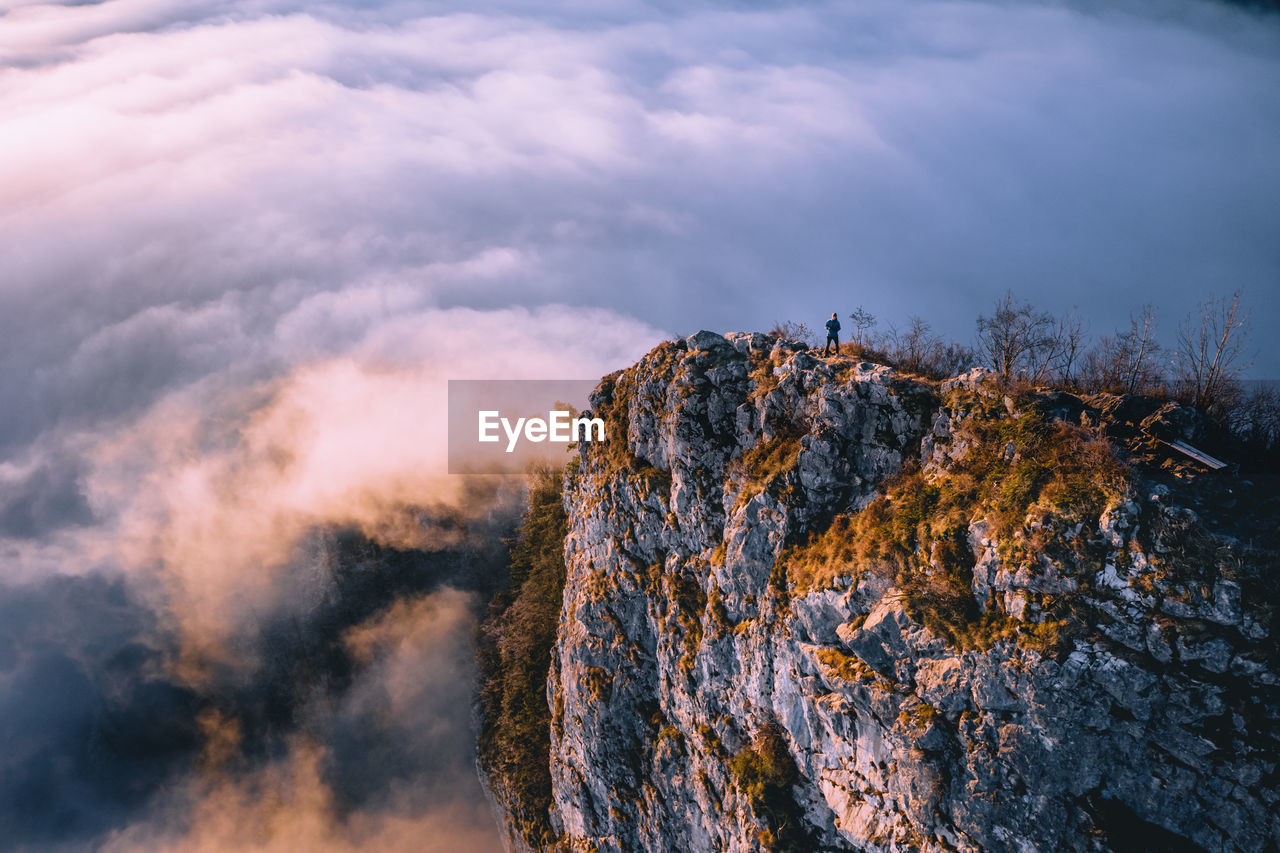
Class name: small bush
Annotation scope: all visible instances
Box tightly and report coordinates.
[837,340,893,364]
[785,515,864,593]
[709,541,727,566]
[729,722,810,852]
[706,586,731,637]
[749,350,784,400]
[673,572,707,673]
[898,702,940,729]
[581,666,613,700]
[813,647,883,684]
[657,724,683,746]
[768,320,813,345]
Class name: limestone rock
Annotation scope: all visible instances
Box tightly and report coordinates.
[488,336,1280,853]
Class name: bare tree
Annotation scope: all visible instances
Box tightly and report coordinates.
[1228,383,1280,453]
[848,306,877,347]
[975,291,1059,382]
[1053,310,1088,388]
[1026,310,1089,386]
[769,320,814,345]
[1079,305,1163,395]
[882,316,974,378]
[1080,338,1123,392]
[1175,290,1250,415]
[896,316,935,374]
[929,341,977,378]
[1122,305,1162,394]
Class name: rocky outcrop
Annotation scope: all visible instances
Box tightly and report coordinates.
[500,331,1279,852]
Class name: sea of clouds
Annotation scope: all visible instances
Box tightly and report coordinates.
[1,0,1278,848]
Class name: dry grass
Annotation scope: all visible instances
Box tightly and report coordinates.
[785,397,1130,653]
[813,647,885,685]
[898,702,940,730]
[730,427,805,509]
[588,359,673,493]
[836,340,893,364]
[672,570,707,674]
[750,354,783,400]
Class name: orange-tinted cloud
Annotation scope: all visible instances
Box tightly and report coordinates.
[102,588,505,852]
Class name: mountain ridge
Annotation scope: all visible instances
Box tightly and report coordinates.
[480,330,1279,852]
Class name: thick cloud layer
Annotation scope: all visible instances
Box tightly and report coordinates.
[2,0,1279,848]
[1,529,516,851]
[4,1,1280,449]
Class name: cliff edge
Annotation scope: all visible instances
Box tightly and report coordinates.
[483,331,1279,852]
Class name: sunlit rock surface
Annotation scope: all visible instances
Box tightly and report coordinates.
[494,331,1278,852]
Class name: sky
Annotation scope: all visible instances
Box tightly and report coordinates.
[1,0,1278,849]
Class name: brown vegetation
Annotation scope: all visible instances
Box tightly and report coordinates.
[728,721,809,852]
[786,393,1129,652]
[476,464,568,850]
[590,356,674,493]
[730,426,805,509]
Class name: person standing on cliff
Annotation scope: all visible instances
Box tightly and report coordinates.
[823,312,841,356]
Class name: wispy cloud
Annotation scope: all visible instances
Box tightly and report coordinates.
[100,589,504,853]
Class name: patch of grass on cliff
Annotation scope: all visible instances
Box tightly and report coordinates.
[707,586,732,637]
[813,646,889,687]
[673,570,707,674]
[748,347,784,400]
[729,721,812,852]
[477,463,567,850]
[589,367,673,494]
[898,701,940,730]
[786,400,1129,652]
[731,424,805,510]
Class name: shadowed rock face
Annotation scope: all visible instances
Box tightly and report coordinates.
[502,331,1279,852]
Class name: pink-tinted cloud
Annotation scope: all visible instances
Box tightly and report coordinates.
[23,305,658,637]
[1,0,1278,847]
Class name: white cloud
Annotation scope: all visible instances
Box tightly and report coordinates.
[1,0,1276,654]
[0,0,1278,845]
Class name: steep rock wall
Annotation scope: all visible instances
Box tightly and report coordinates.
[526,331,1276,852]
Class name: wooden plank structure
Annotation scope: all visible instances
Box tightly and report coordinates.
[1162,438,1227,470]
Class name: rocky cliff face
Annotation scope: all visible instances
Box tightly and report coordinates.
[494,331,1279,853]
